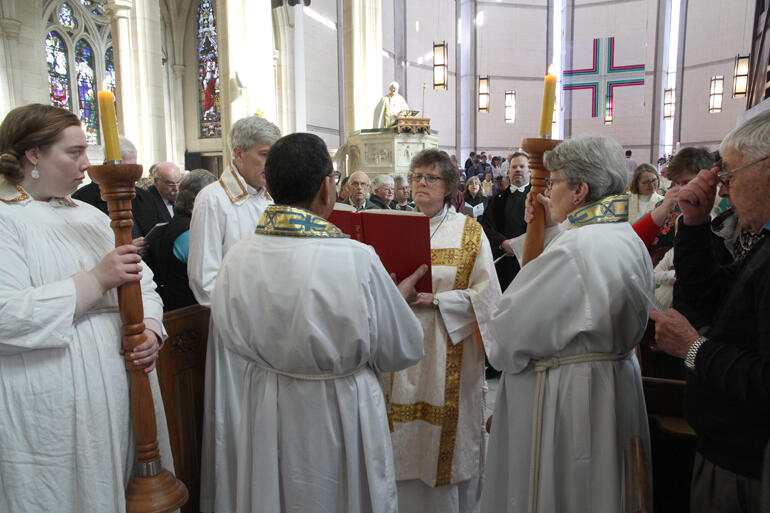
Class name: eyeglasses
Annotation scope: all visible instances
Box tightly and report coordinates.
[162,181,181,188]
[639,178,659,186]
[717,155,769,186]
[544,177,567,190]
[349,180,370,188]
[410,173,443,185]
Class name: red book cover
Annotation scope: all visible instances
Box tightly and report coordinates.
[328,204,432,293]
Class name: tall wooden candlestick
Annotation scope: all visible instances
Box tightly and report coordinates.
[88,163,188,513]
[520,137,562,266]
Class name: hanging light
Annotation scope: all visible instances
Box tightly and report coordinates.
[504,90,516,123]
[478,76,490,113]
[733,55,749,97]
[663,88,675,120]
[604,93,613,125]
[433,41,448,90]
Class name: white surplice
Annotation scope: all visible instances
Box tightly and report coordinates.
[627,192,663,224]
[387,208,502,513]
[210,205,424,513]
[0,184,173,513]
[189,165,271,513]
[482,218,653,513]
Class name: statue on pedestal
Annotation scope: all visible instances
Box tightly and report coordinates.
[373,81,409,128]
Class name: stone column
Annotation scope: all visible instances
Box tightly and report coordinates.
[342,0,382,134]
[456,0,476,160]
[104,0,168,168]
[0,17,22,117]
[170,64,185,165]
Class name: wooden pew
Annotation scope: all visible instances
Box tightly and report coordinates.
[157,305,210,513]
[624,435,651,513]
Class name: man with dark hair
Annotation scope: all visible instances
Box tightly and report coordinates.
[211,132,426,513]
[464,150,476,170]
[481,150,531,291]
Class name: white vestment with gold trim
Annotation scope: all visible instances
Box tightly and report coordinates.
[387,208,501,513]
[189,165,271,513]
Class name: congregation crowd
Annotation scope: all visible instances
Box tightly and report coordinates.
[0,102,768,513]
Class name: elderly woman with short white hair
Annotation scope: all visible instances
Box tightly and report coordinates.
[370,173,396,209]
[482,135,654,513]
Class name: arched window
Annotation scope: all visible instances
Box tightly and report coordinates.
[197,0,221,138]
[44,1,112,145]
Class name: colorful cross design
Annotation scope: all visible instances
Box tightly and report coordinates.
[563,37,645,119]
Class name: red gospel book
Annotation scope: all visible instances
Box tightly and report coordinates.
[328,204,433,293]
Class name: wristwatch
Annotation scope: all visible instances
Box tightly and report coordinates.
[432,294,440,308]
[684,336,707,373]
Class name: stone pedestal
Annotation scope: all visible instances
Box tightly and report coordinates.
[335,128,439,177]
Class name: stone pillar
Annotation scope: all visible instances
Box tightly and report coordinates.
[0,17,23,117]
[104,0,168,168]
[170,64,185,165]
[342,0,382,134]
[456,0,476,160]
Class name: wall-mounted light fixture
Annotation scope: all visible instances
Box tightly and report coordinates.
[663,88,675,120]
[504,90,515,123]
[478,76,490,113]
[433,41,448,90]
[733,55,749,97]
[709,76,724,113]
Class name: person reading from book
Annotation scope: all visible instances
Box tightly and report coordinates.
[370,173,396,209]
[480,171,496,197]
[211,132,427,513]
[344,170,376,211]
[463,175,487,220]
[385,148,501,513]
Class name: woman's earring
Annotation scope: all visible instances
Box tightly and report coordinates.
[31,167,40,179]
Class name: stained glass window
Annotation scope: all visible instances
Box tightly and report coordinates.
[197,0,221,138]
[46,31,71,110]
[58,3,77,31]
[45,1,111,146]
[105,46,116,94]
[75,39,99,144]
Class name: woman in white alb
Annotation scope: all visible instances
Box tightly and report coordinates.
[387,149,501,513]
[482,136,653,513]
[0,104,173,513]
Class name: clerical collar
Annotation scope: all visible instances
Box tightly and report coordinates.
[255,204,348,239]
[567,194,629,227]
[510,183,529,194]
[219,164,265,203]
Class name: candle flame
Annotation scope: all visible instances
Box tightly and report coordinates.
[101,80,110,91]
[547,64,556,76]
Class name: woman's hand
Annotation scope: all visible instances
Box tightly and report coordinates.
[89,244,142,294]
[524,191,555,227]
[410,292,435,307]
[120,329,161,373]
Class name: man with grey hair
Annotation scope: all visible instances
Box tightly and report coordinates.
[148,161,182,221]
[373,81,409,128]
[370,174,396,209]
[190,115,281,513]
[394,175,414,211]
[652,109,770,513]
[344,170,377,211]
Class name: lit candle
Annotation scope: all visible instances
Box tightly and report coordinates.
[97,87,121,162]
[538,65,557,138]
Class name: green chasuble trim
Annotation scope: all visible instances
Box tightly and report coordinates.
[256,205,349,239]
[568,194,629,227]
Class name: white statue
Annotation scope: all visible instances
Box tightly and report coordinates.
[373,81,410,128]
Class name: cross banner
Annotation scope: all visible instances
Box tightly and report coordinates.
[563,37,645,119]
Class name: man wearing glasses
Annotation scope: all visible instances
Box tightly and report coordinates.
[148,161,182,221]
[344,170,377,211]
[652,109,770,513]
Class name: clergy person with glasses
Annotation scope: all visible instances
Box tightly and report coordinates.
[386,149,501,513]
[481,150,532,291]
[652,109,770,513]
[211,132,426,513]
